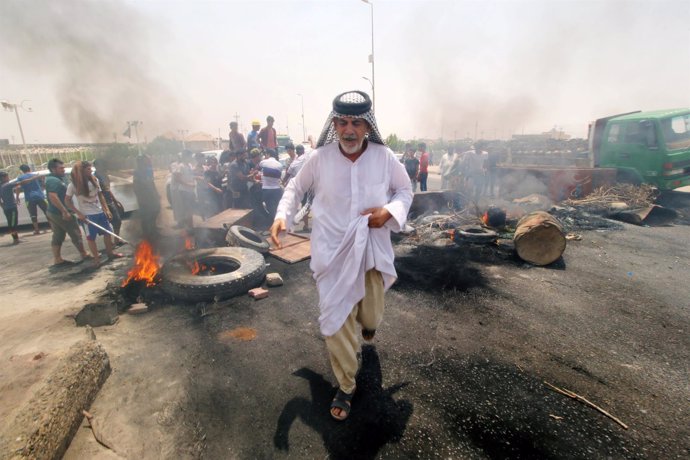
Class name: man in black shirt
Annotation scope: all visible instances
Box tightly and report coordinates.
[403,146,420,193]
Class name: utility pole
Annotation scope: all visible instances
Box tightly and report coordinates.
[233,113,240,135]
[128,121,143,155]
[178,129,188,150]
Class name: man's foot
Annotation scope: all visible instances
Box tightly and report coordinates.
[12,239,20,245]
[107,252,124,260]
[52,260,76,268]
[79,254,94,264]
[91,257,102,268]
[330,388,354,421]
[362,328,376,341]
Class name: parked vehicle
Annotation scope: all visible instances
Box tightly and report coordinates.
[497,108,690,200]
[589,109,690,189]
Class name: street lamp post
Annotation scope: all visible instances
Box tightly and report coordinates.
[1,100,32,165]
[361,0,375,112]
[297,94,306,142]
[361,76,373,94]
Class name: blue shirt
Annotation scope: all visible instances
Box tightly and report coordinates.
[17,173,45,201]
[247,130,260,149]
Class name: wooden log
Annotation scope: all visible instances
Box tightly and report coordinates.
[1,340,110,460]
[514,211,566,266]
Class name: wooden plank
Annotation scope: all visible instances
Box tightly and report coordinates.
[196,208,253,230]
[268,232,311,264]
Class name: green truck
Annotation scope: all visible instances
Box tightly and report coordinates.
[589,108,690,190]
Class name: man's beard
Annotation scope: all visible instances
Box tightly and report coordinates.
[339,137,365,155]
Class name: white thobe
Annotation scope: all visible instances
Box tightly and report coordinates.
[275,141,413,336]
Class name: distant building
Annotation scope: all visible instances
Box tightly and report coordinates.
[160,131,217,151]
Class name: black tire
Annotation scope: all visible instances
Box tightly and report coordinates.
[160,247,266,302]
[226,225,270,253]
[455,225,497,244]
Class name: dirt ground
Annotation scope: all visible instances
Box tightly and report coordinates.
[2,175,689,459]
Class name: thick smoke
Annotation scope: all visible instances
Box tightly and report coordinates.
[390,1,690,140]
[0,0,184,142]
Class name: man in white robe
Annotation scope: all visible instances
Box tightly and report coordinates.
[271,90,413,421]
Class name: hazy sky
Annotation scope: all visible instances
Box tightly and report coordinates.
[1,0,689,144]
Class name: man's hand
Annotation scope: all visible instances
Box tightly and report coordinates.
[76,211,87,222]
[61,210,71,221]
[104,210,113,221]
[270,218,286,248]
[361,207,392,228]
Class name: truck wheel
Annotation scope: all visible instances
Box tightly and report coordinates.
[160,247,266,302]
[226,225,270,253]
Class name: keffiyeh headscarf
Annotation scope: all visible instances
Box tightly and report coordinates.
[315,90,386,148]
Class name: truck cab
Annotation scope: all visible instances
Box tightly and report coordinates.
[590,109,690,190]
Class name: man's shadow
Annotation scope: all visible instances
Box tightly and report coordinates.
[274,345,413,460]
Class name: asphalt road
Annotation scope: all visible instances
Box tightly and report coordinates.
[57,183,690,459]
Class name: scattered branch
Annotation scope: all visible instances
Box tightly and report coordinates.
[543,381,629,430]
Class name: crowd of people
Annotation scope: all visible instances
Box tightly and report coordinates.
[403,141,500,201]
[166,116,313,232]
[0,158,126,267]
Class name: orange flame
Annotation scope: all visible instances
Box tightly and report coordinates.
[184,236,195,250]
[482,212,489,226]
[121,240,160,287]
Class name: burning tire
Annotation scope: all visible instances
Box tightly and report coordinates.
[455,226,498,244]
[226,225,270,253]
[160,247,266,302]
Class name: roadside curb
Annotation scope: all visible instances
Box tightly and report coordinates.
[1,337,110,460]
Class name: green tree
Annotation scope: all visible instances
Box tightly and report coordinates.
[385,133,403,152]
[145,136,182,157]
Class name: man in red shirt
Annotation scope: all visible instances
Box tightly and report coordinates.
[417,142,430,191]
[259,115,278,151]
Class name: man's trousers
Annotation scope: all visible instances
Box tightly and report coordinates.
[324,269,384,394]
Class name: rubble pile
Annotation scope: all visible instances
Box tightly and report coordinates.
[400,209,482,247]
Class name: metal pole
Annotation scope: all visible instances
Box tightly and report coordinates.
[10,105,31,165]
[84,218,132,245]
[370,1,375,113]
[298,94,306,142]
[361,0,375,112]
[12,106,26,146]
